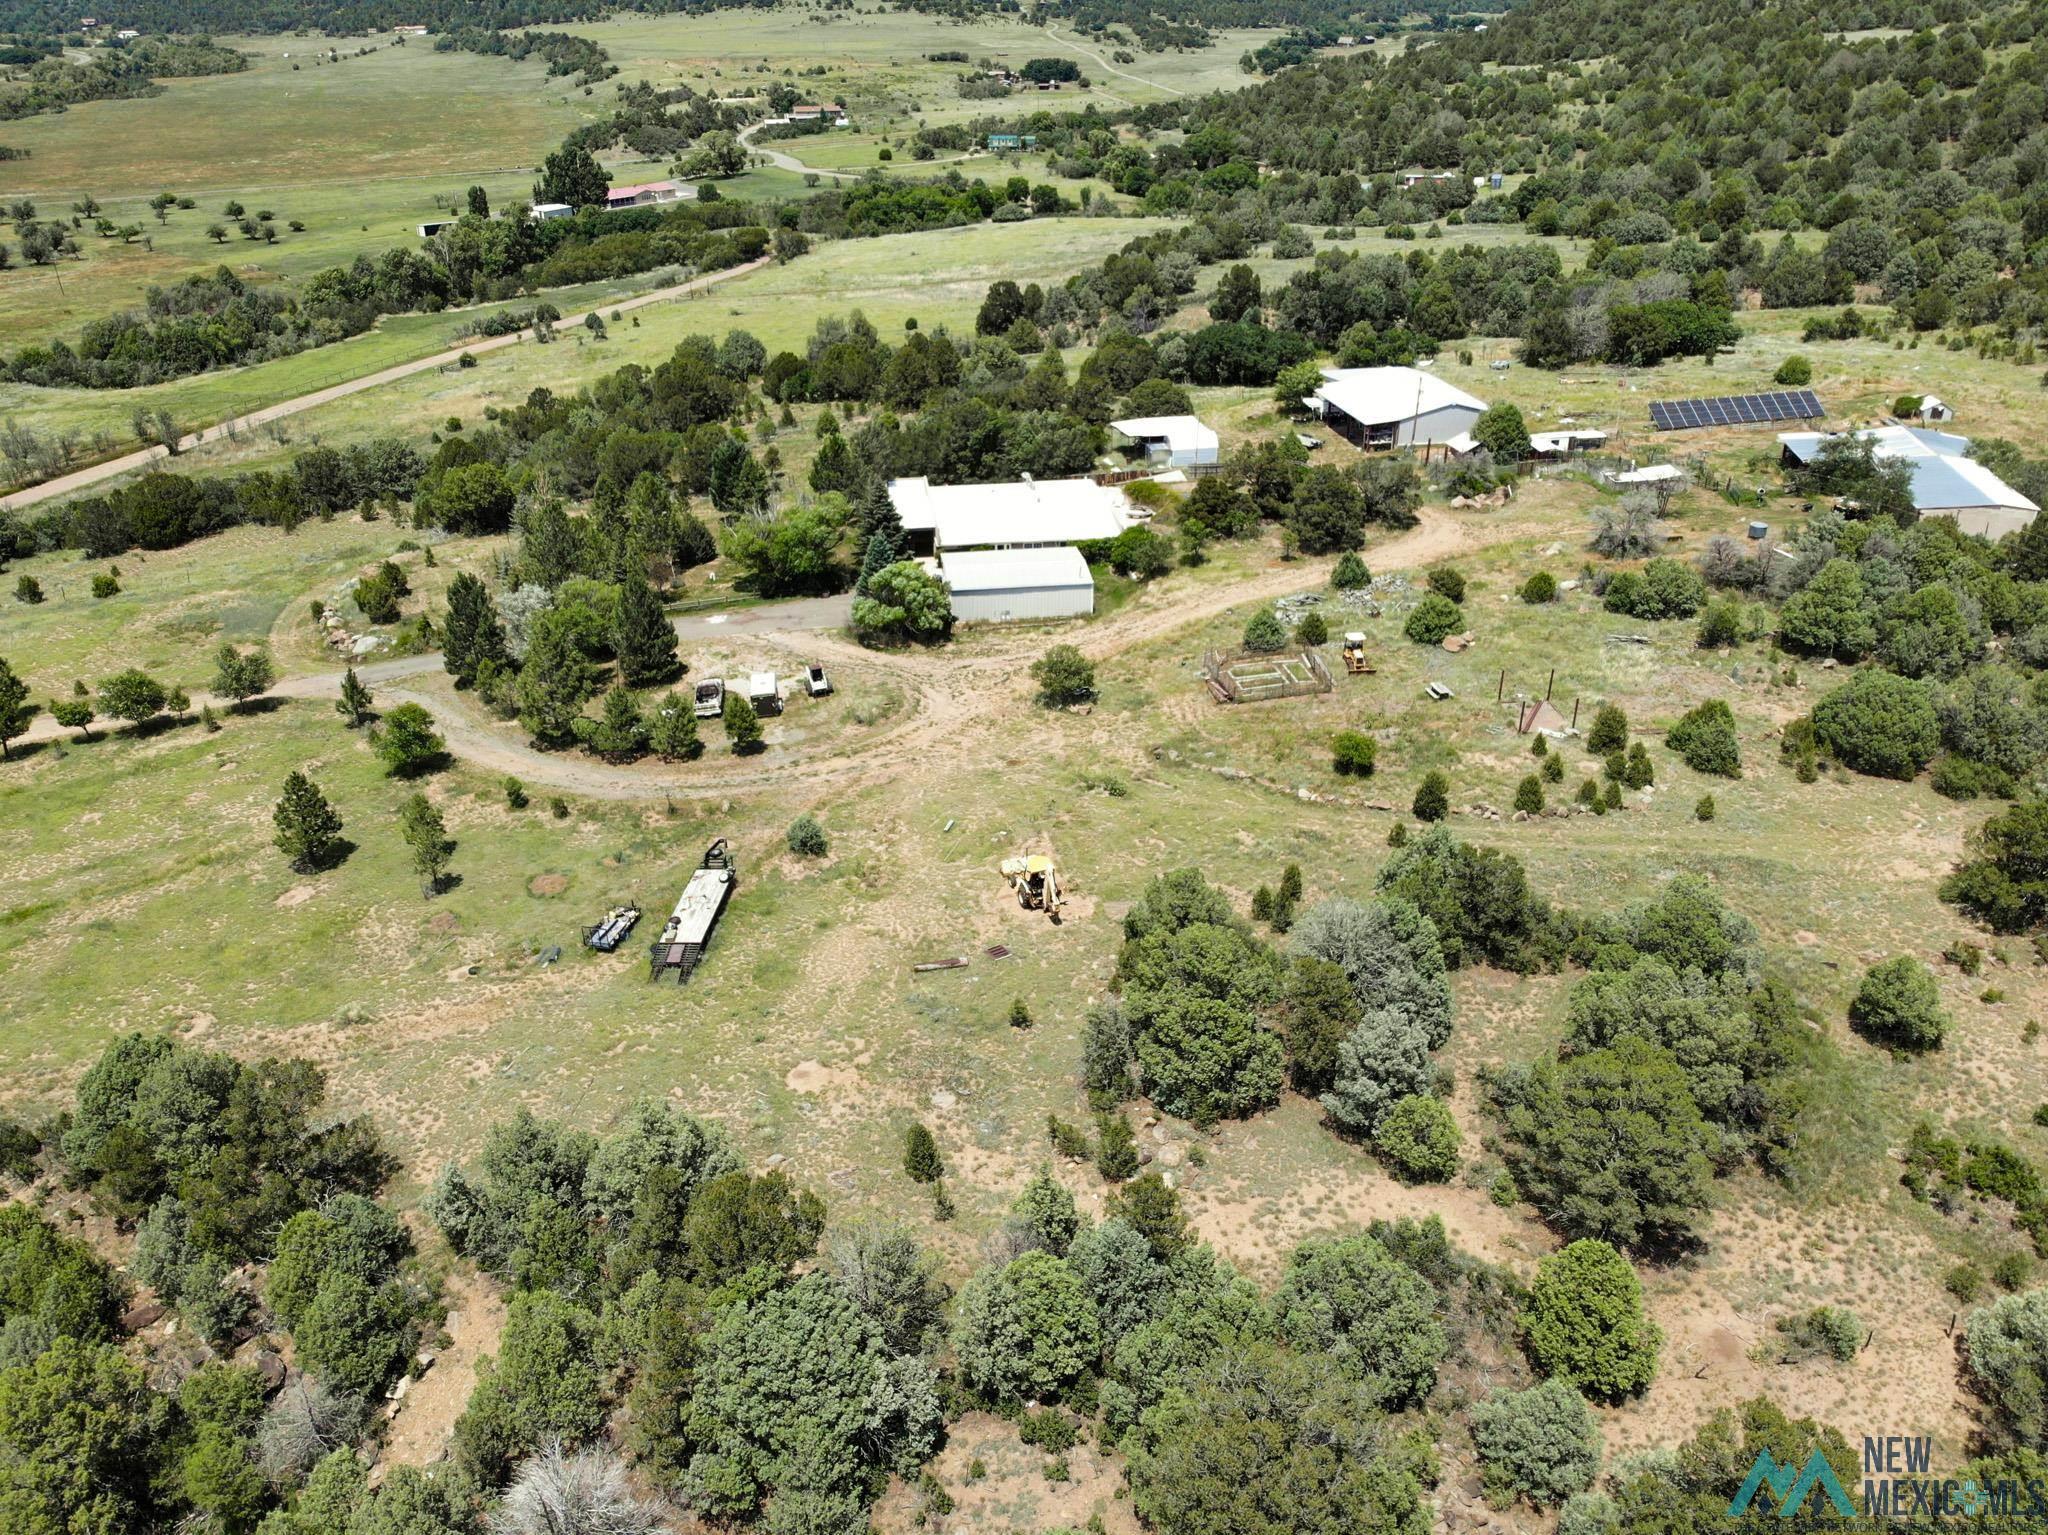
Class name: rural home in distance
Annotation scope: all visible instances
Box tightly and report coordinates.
[1305,366,1488,449]
[1778,425,2041,540]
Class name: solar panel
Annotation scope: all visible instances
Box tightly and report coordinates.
[1648,390,1822,431]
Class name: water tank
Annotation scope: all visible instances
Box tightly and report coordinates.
[1747,521,1769,541]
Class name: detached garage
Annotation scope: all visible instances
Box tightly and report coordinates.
[940,547,1095,623]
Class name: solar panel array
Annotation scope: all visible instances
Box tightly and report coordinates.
[1648,390,1823,431]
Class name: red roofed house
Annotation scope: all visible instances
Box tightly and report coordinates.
[605,180,693,209]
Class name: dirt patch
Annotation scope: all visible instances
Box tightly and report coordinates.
[275,884,318,908]
[426,911,460,935]
[785,1059,861,1095]
[378,1269,506,1476]
[527,873,570,897]
[871,1410,1137,1535]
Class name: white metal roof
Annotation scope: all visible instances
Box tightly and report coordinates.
[1777,426,2038,515]
[1315,367,1485,426]
[1611,464,1685,485]
[1109,415,1219,454]
[1531,428,1606,452]
[888,475,1133,549]
[939,546,1094,593]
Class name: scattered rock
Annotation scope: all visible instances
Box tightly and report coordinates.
[253,1352,286,1392]
[929,1089,957,1111]
[121,1302,167,1332]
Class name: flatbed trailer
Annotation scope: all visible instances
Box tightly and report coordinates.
[648,840,736,983]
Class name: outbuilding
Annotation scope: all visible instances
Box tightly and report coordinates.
[529,202,575,221]
[1109,415,1220,470]
[606,180,692,209]
[1777,425,2039,541]
[887,474,1133,557]
[940,546,1094,623]
[1305,367,1486,449]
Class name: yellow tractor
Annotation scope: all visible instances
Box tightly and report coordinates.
[1342,631,1375,674]
[1000,853,1064,919]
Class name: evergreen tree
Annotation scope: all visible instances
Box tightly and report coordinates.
[647,691,702,761]
[0,656,33,759]
[583,685,648,760]
[722,690,763,754]
[515,616,596,746]
[903,1123,944,1184]
[855,529,904,596]
[613,578,680,687]
[519,498,582,589]
[442,572,508,688]
[274,771,344,873]
[1412,770,1450,822]
[398,792,452,896]
[335,668,373,728]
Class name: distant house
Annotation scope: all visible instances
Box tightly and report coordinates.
[1778,425,2039,541]
[606,180,691,209]
[1110,415,1220,470]
[940,546,1096,623]
[392,23,428,34]
[416,218,456,238]
[986,133,1038,151]
[789,102,849,126]
[80,17,98,28]
[1304,367,1486,449]
[887,474,1134,557]
[529,202,575,221]
[1399,171,1458,188]
[114,26,139,37]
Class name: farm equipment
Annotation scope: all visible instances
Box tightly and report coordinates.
[748,672,782,715]
[1341,632,1375,675]
[648,840,736,984]
[693,678,725,719]
[806,663,832,698]
[1000,854,1064,919]
[583,905,641,952]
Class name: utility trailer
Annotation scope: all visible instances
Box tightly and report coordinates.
[648,840,736,984]
[583,905,641,952]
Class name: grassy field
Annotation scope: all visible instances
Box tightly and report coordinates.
[2,477,2040,1462]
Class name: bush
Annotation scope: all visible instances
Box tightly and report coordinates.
[1404,593,1463,645]
[1521,1239,1662,1398]
[1849,956,1947,1051]
[1666,699,1740,777]
[1776,1305,1861,1362]
[1964,1289,2048,1451]
[1426,565,1466,603]
[1696,600,1741,649]
[1332,731,1377,776]
[1811,671,1939,780]
[1932,757,2015,802]
[1520,571,1558,604]
[1332,552,1369,589]
[1412,771,1449,822]
[1469,1377,1602,1506]
[1031,644,1096,708]
[1695,794,1716,821]
[1942,801,2048,935]
[1514,775,1545,814]
[1242,606,1287,652]
[1295,610,1328,647]
[1774,355,1813,385]
[91,572,120,599]
[786,814,828,858]
[1586,704,1627,753]
[1375,1093,1460,1181]
[1601,558,1704,620]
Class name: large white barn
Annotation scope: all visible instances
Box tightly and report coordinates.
[1305,367,1487,449]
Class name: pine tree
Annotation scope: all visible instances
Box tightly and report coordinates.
[398,792,452,896]
[613,578,680,686]
[583,685,648,760]
[1413,770,1450,822]
[855,529,904,596]
[1095,1112,1139,1182]
[647,691,702,761]
[515,616,595,746]
[519,497,582,588]
[273,771,344,873]
[722,690,763,754]
[0,657,33,760]
[335,668,373,728]
[442,572,508,687]
[903,1123,944,1184]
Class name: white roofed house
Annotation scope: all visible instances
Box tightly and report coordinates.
[1109,415,1220,470]
[940,546,1096,622]
[1305,367,1486,450]
[1777,425,2039,542]
[885,474,1133,557]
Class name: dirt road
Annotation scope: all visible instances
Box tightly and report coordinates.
[0,256,774,512]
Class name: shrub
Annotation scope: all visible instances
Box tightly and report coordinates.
[1521,1239,1662,1398]
[1697,600,1741,649]
[91,572,120,598]
[1777,1305,1861,1362]
[786,814,828,858]
[1515,775,1545,814]
[1621,742,1654,789]
[1242,606,1287,653]
[1295,610,1328,647]
[1964,1289,2048,1450]
[1521,571,1558,604]
[1031,644,1096,708]
[1333,552,1369,589]
[903,1123,943,1184]
[1942,801,2048,935]
[1412,771,1449,822]
[1426,565,1467,603]
[1695,794,1716,821]
[1375,1094,1461,1181]
[1469,1377,1602,1506]
[1932,757,2015,802]
[1811,671,1939,780]
[1586,703,1627,754]
[1332,731,1377,776]
[1666,699,1740,777]
[1849,956,1947,1051]
[1774,355,1813,385]
[1404,593,1463,645]
[1542,753,1564,783]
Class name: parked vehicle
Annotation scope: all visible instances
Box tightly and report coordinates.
[693,678,725,719]
[806,663,831,698]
